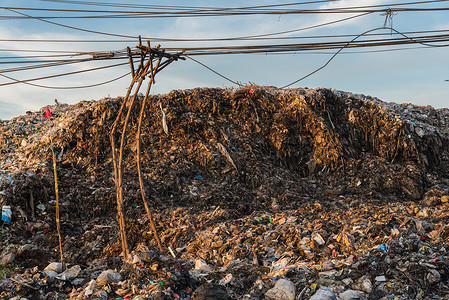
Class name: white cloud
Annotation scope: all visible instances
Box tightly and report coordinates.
[318,0,390,27]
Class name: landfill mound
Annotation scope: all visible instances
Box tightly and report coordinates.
[0,86,449,299]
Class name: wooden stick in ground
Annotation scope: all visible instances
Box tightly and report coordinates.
[110,52,141,258]
[115,50,153,258]
[50,135,64,266]
[111,84,136,258]
[136,54,164,253]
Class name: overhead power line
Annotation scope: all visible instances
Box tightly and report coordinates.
[0,61,128,87]
[39,0,343,10]
[0,71,130,89]
[3,1,449,19]
[1,1,447,93]
[3,8,372,41]
[180,26,449,88]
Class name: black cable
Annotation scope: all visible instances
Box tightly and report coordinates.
[0,71,130,89]
[280,26,449,88]
[177,26,449,88]
[184,55,242,86]
[0,61,127,86]
[2,28,449,43]
[30,0,449,14]
[3,8,372,42]
[0,56,130,72]
[3,7,449,18]
[39,0,341,10]
[4,8,138,39]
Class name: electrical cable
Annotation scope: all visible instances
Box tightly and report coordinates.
[4,8,139,39]
[3,7,449,18]
[280,26,449,88]
[2,28,449,43]
[3,8,372,42]
[24,0,449,15]
[0,61,128,86]
[184,55,242,86]
[176,26,449,89]
[0,71,130,89]
[39,0,342,10]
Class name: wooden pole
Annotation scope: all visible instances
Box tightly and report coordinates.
[110,50,141,258]
[136,53,164,253]
[114,48,153,258]
[50,135,64,266]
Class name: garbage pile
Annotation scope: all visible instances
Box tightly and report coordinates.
[0,87,448,299]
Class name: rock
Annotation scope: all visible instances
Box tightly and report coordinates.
[309,287,337,300]
[44,262,63,273]
[265,279,296,300]
[96,269,122,286]
[192,283,228,300]
[339,289,364,300]
[1,253,15,265]
[194,258,214,273]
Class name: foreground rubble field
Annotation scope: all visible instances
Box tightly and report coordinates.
[0,86,448,299]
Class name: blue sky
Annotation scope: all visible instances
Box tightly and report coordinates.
[0,0,448,119]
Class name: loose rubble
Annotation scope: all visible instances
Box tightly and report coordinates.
[0,86,448,299]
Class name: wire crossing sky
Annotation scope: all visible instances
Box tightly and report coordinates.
[0,0,448,119]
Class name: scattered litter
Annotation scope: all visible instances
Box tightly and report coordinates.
[0,87,448,299]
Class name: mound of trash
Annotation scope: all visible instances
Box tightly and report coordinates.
[0,86,448,299]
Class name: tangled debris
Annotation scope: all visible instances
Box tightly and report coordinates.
[0,86,448,299]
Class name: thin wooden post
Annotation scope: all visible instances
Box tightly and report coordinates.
[136,54,164,253]
[50,135,64,266]
[114,48,153,258]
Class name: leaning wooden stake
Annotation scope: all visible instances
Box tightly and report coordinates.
[136,52,164,253]
[45,107,64,266]
[110,54,139,258]
[50,134,64,266]
[111,42,184,257]
[111,47,152,258]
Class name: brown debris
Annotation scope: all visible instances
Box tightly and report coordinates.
[0,86,449,299]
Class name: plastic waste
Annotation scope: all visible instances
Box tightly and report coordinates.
[265,279,295,300]
[1,205,12,223]
[309,287,337,300]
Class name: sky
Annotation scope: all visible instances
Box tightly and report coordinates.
[0,0,448,119]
